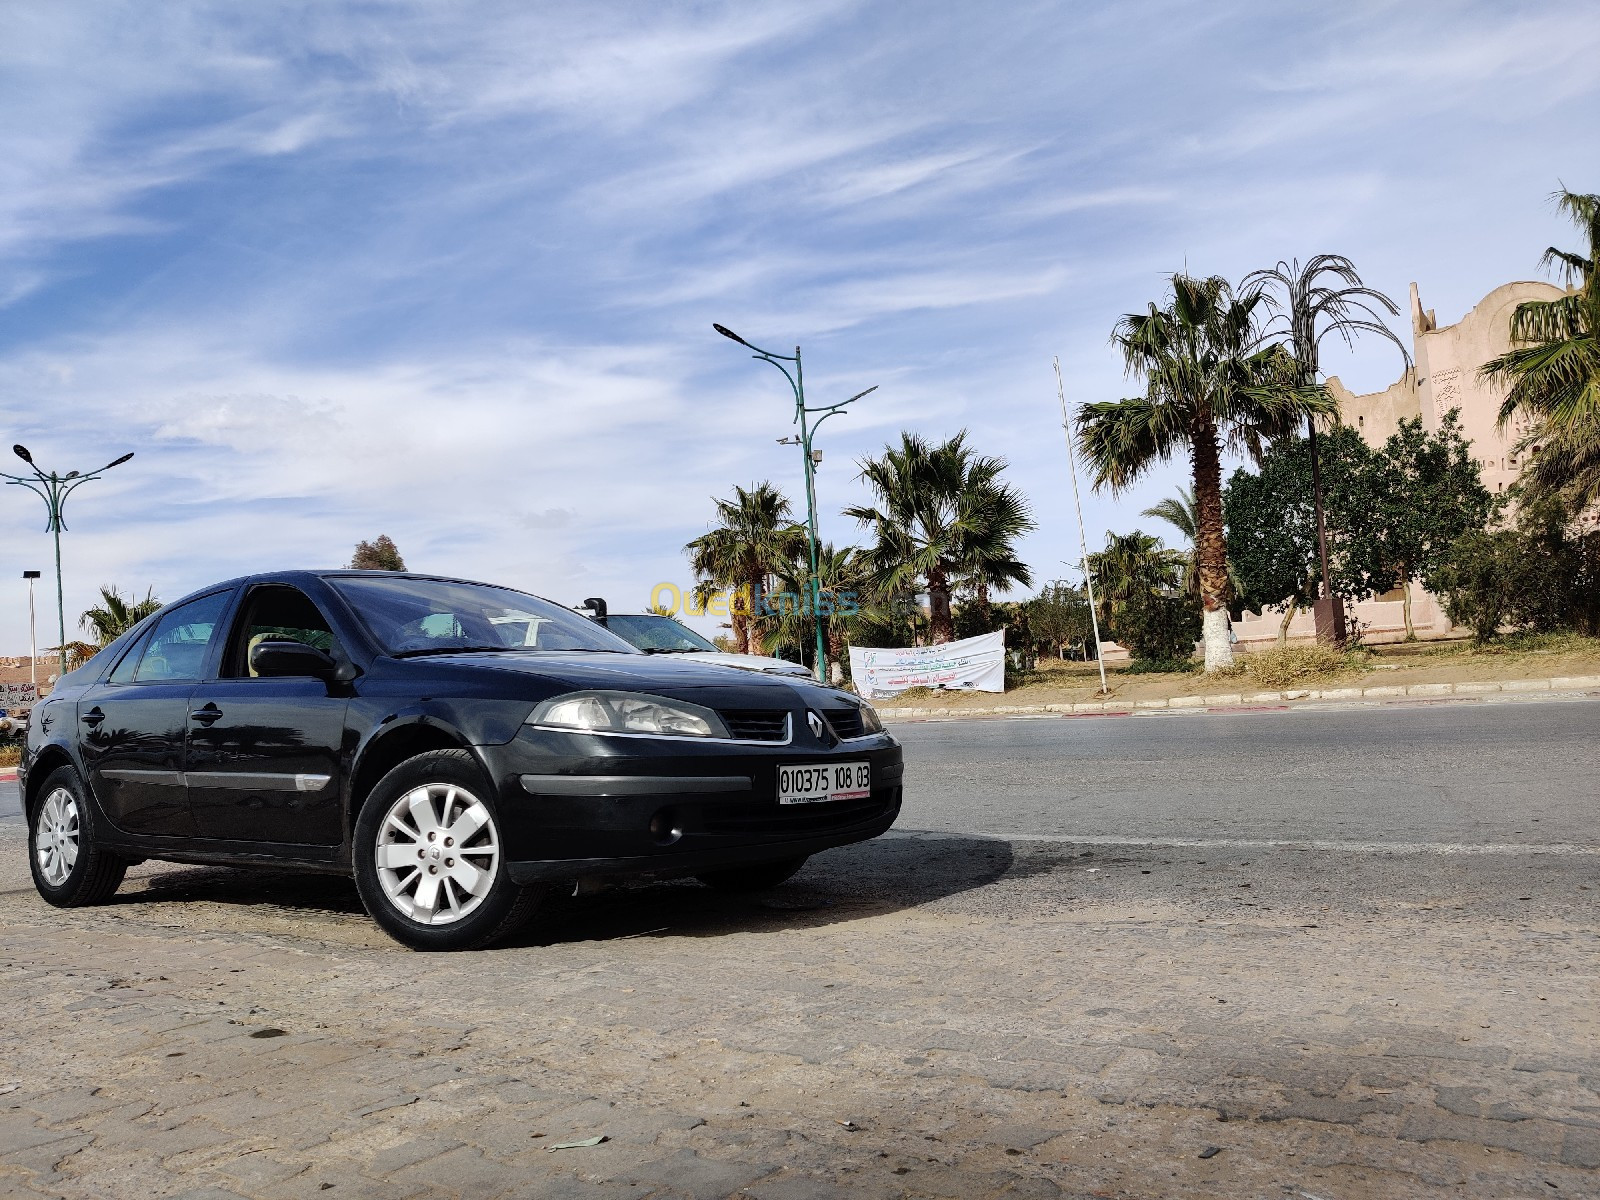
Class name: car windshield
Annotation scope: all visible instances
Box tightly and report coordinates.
[605,614,721,653]
[331,576,638,656]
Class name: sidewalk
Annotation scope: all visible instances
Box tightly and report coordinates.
[879,674,1600,721]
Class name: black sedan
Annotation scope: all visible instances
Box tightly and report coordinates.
[22,571,902,950]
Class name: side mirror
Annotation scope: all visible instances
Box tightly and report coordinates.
[581,596,608,625]
[250,640,338,679]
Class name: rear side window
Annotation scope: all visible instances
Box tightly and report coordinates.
[107,630,152,684]
[131,591,232,683]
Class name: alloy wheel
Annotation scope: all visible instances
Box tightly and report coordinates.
[374,783,500,925]
[36,787,80,887]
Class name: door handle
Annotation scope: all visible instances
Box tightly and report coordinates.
[81,707,105,726]
[190,704,224,725]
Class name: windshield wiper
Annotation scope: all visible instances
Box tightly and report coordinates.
[640,646,705,654]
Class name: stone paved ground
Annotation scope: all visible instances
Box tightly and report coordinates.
[2,824,1598,1199]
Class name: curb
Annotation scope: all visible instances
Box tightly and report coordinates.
[878,675,1600,723]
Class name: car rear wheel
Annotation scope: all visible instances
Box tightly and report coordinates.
[29,766,127,907]
[696,855,809,893]
[353,749,540,951]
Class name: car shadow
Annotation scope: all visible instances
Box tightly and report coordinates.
[509,831,1012,948]
[110,831,1014,946]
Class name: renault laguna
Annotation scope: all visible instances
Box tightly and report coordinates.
[22,571,902,950]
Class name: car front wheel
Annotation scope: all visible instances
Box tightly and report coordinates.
[29,766,127,907]
[353,749,540,951]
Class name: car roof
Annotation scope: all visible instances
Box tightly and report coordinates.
[158,569,559,612]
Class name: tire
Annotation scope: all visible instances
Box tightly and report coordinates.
[697,855,809,893]
[29,765,127,907]
[352,749,540,951]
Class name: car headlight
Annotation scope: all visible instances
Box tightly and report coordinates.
[857,700,884,734]
[528,690,730,739]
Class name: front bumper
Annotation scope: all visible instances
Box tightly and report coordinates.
[477,724,903,884]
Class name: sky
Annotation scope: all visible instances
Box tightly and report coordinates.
[2,0,1597,657]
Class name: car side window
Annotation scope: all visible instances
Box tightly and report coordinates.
[223,586,339,678]
[107,629,153,684]
[131,591,232,683]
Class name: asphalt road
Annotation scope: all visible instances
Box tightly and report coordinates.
[894,695,1600,850]
[5,695,1596,845]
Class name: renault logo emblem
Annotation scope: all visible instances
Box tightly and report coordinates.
[807,711,825,739]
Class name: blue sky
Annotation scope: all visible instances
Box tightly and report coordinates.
[2,1,1597,655]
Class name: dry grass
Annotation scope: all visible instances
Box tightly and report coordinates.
[1213,645,1369,689]
[0,745,20,767]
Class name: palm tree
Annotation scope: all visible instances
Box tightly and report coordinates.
[1482,188,1600,515]
[1085,530,1184,633]
[684,484,807,655]
[1245,255,1410,642]
[1142,487,1198,596]
[766,543,872,680]
[1144,485,1249,603]
[846,431,1034,645]
[955,478,1035,628]
[1077,274,1337,670]
[80,586,162,647]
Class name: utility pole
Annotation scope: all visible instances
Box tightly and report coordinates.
[714,324,875,683]
[24,571,40,698]
[1054,358,1109,695]
[2,445,135,674]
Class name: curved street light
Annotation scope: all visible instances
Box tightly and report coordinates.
[713,325,875,682]
[2,445,136,675]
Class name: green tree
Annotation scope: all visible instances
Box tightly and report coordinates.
[1077,274,1336,670]
[1245,255,1410,644]
[685,483,807,655]
[1363,411,1494,639]
[350,535,407,571]
[80,585,162,647]
[1016,582,1098,660]
[1223,425,1381,644]
[1482,188,1600,515]
[847,431,1034,645]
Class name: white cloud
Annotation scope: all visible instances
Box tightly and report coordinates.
[0,0,1596,655]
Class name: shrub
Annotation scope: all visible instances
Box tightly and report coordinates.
[1432,499,1600,643]
[1124,656,1199,674]
[1113,592,1201,663]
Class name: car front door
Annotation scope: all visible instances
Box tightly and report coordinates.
[79,589,233,838]
[184,583,351,845]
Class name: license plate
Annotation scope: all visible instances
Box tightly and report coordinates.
[777,761,871,805]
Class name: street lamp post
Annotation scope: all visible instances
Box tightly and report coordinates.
[714,324,875,683]
[23,571,40,698]
[2,445,135,675]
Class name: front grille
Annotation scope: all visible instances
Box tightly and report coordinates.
[822,707,865,740]
[702,794,892,836]
[720,709,790,742]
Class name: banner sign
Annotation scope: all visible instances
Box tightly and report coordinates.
[0,682,38,710]
[849,630,1006,699]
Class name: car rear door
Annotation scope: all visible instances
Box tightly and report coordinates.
[184,583,350,845]
[79,589,233,838]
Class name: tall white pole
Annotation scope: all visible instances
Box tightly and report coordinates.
[1054,357,1109,695]
[28,575,38,698]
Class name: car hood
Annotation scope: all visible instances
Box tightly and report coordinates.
[655,650,812,677]
[426,649,843,708]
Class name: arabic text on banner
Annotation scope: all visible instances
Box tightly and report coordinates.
[848,630,1005,699]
